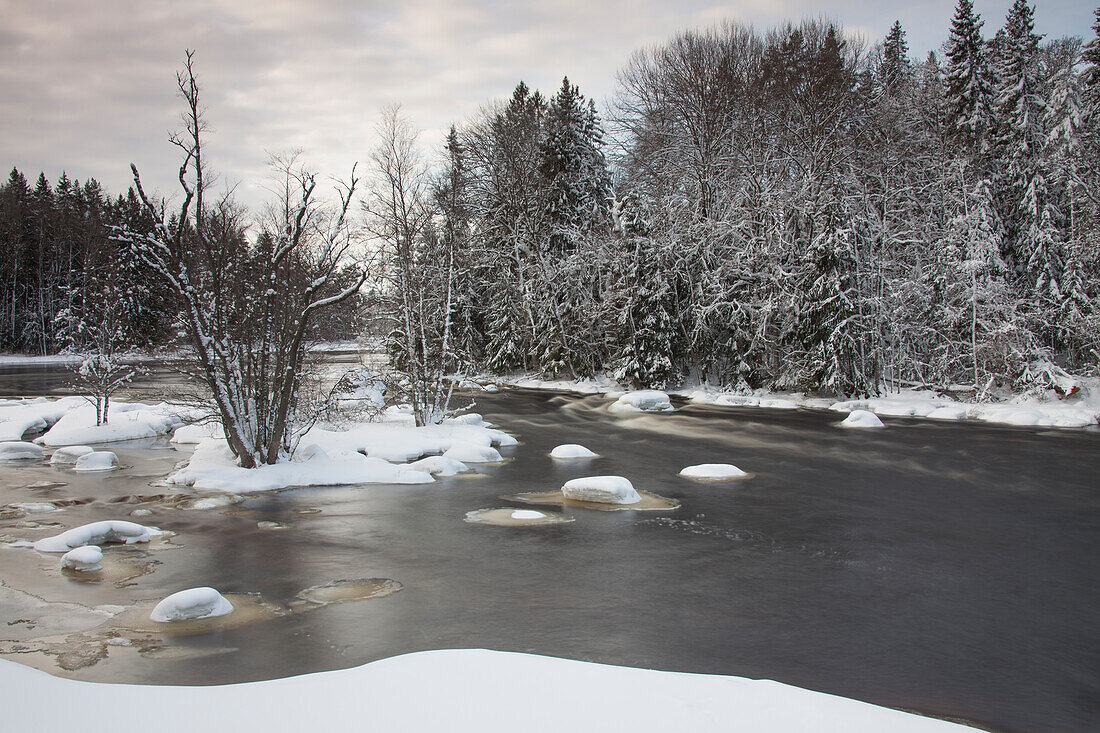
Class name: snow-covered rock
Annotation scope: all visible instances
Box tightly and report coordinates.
[562,476,641,505]
[0,441,44,460]
[608,390,673,414]
[679,463,749,479]
[49,445,94,465]
[73,451,119,472]
[61,545,103,571]
[550,444,599,459]
[511,510,545,520]
[442,442,503,463]
[407,455,470,476]
[840,410,885,428]
[33,520,161,553]
[150,587,234,622]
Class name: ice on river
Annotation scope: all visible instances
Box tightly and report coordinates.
[562,475,641,505]
[0,649,982,732]
[150,587,234,622]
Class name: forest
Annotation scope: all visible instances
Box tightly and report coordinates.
[2,0,1098,401]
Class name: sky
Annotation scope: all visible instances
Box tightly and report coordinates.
[1,0,1094,210]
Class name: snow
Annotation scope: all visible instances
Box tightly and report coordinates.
[49,445,94,464]
[0,649,980,732]
[442,442,503,463]
[10,502,59,514]
[149,587,234,622]
[690,391,800,410]
[679,463,749,479]
[562,475,642,505]
[36,401,183,446]
[170,422,223,444]
[0,441,44,460]
[406,455,470,476]
[550,443,599,458]
[33,520,161,553]
[608,390,674,413]
[61,545,103,571]
[0,396,86,440]
[839,410,885,428]
[511,510,545,520]
[73,450,119,472]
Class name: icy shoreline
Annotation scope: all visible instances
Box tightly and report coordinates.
[0,649,979,732]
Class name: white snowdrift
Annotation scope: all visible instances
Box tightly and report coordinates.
[50,445,94,465]
[33,520,161,553]
[170,422,224,444]
[150,587,234,622]
[562,476,641,505]
[73,451,119,472]
[0,441,44,460]
[61,545,103,571]
[37,401,184,446]
[608,390,674,413]
[0,649,979,733]
[840,410,885,428]
[0,396,85,441]
[679,463,748,479]
[550,443,599,459]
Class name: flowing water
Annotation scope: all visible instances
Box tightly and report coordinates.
[1,364,1098,732]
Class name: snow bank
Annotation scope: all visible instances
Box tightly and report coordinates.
[0,396,85,441]
[691,392,800,410]
[33,520,161,553]
[839,410,885,429]
[442,442,503,463]
[0,441,44,460]
[49,445,94,465]
[0,649,980,732]
[562,476,641,505]
[37,401,184,446]
[61,545,103,571]
[406,456,470,476]
[150,587,234,622]
[608,390,674,413]
[679,463,749,479]
[73,451,119,472]
[550,444,599,459]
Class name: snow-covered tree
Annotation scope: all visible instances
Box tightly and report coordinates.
[945,0,995,154]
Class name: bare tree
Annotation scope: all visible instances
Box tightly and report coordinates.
[120,52,366,467]
[365,105,463,426]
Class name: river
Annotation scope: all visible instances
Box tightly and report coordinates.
[1,363,1098,732]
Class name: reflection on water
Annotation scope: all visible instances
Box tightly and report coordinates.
[0,371,1099,732]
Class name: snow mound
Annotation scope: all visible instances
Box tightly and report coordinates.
[50,445,94,465]
[511,510,545,520]
[608,390,673,413]
[37,401,183,446]
[61,545,103,571]
[0,441,44,460]
[550,444,599,459]
[840,410,885,428]
[562,476,641,505]
[442,442,503,463]
[407,456,470,476]
[34,520,161,553]
[170,423,223,444]
[679,463,748,479]
[73,451,119,472]
[150,587,234,623]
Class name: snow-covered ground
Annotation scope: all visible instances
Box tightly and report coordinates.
[0,649,978,732]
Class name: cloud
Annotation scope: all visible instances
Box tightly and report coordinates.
[1,0,1093,210]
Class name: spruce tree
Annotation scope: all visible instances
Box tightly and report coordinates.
[945,0,995,153]
[881,20,912,93]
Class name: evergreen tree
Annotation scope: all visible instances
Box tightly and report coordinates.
[945,0,995,153]
[881,20,912,93]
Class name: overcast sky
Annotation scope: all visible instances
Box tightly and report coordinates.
[1,0,1093,209]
